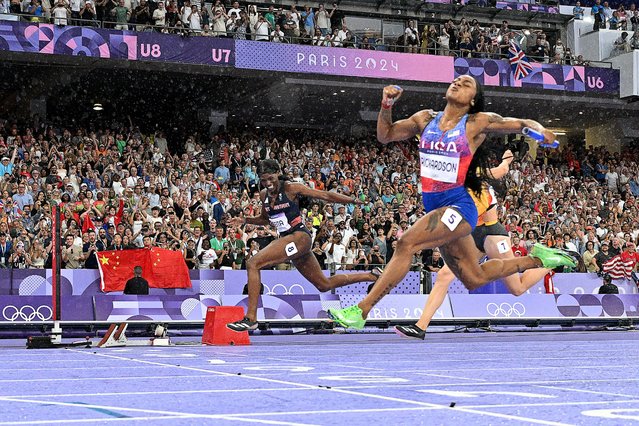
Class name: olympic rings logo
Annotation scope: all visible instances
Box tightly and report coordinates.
[486,302,526,317]
[263,283,306,295]
[2,305,53,322]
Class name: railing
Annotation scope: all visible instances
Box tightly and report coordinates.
[0,12,615,68]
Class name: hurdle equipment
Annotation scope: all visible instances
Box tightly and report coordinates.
[202,306,250,346]
[97,323,171,348]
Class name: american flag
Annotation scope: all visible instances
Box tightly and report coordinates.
[508,41,533,80]
[602,255,635,280]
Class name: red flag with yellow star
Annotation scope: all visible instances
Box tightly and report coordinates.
[97,248,191,292]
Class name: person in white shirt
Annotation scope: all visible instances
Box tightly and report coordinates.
[253,15,270,41]
[180,0,191,26]
[323,233,346,271]
[270,24,284,42]
[227,0,240,18]
[189,5,201,31]
[198,239,218,269]
[605,168,619,192]
[152,1,166,28]
[52,0,69,25]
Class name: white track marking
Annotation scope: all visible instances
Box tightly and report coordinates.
[0,387,311,398]
[0,397,314,426]
[65,349,574,426]
[463,399,639,409]
[534,385,639,399]
[0,374,218,383]
[0,415,197,425]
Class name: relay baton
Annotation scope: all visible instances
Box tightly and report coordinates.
[522,127,559,149]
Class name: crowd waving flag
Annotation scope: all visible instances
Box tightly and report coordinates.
[97,248,192,292]
[508,41,533,80]
[602,255,635,280]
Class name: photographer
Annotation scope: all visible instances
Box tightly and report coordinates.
[9,241,31,269]
[215,242,234,270]
[368,244,385,267]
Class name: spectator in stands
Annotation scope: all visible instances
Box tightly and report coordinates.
[80,1,98,26]
[592,0,605,31]
[302,5,314,37]
[595,241,613,272]
[583,241,599,273]
[270,24,285,42]
[314,3,332,36]
[630,4,639,31]
[152,1,166,30]
[425,248,444,273]
[254,14,271,41]
[112,0,131,30]
[631,29,639,50]
[573,1,584,20]
[405,20,419,54]
[603,1,614,27]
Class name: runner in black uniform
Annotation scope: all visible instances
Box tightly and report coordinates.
[227,159,381,331]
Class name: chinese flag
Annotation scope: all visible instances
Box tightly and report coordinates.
[97,248,191,292]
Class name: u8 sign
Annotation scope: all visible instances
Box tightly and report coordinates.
[136,33,235,66]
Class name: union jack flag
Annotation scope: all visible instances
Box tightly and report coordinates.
[508,41,533,80]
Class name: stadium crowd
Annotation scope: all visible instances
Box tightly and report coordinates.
[0,0,605,65]
[0,117,638,276]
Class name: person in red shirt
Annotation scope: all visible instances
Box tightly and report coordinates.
[620,243,639,269]
[511,235,528,257]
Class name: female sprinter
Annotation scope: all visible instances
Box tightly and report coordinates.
[395,150,551,339]
[227,159,381,331]
[328,76,575,329]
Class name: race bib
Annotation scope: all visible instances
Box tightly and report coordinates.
[420,151,460,184]
[269,212,291,233]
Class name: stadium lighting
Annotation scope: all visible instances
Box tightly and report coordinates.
[93,103,103,111]
[340,90,345,93]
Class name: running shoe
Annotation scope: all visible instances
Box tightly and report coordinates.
[226,317,258,332]
[395,324,426,340]
[327,305,366,329]
[530,244,577,269]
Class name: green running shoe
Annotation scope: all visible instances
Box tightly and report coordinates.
[530,244,577,269]
[327,305,366,330]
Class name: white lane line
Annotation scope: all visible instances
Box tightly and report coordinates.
[66,349,573,426]
[0,415,197,425]
[0,374,217,383]
[0,397,314,426]
[416,373,488,382]
[463,399,639,409]
[239,364,639,376]
[0,387,309,398]
[534,385,639,399]
[0,366,171,372]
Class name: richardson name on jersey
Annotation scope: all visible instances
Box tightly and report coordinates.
[421,156,458,173]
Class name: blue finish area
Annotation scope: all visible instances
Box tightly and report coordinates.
[1,331,639,425]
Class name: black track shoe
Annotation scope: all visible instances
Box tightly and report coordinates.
[394,324,426,340]
[227,317,258,332]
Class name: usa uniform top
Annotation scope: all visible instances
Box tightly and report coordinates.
[418,112,479,230]
[263,182,310,237]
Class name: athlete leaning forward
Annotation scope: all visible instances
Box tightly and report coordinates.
[328,76,576,329]
[227,159,381,332]
[395,148,551,339]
